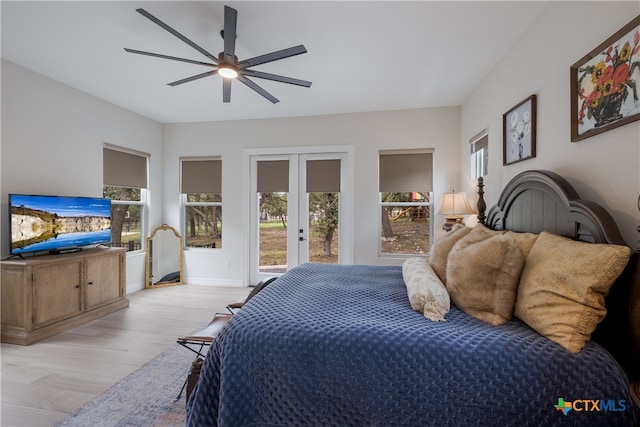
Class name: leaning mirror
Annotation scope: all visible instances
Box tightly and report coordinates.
[146,224,184,288]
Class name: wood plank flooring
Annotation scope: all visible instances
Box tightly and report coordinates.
[0,284,250,427]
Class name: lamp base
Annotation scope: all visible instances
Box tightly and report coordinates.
[442,215,464,231]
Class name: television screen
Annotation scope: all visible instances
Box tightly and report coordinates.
[9,194,111,255]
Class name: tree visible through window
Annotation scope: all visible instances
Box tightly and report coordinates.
[184,193,222,248]
[103,186,145,251]
[379,150,433,256]
[309,192,339,259]
[380,192,431,255]
[103,146,148,252]
[181,158,222,249]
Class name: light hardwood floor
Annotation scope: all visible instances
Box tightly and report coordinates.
[0,284,250,427]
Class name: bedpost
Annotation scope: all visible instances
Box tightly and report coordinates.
[477,177,486,225]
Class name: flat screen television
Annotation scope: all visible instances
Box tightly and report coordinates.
[9,194,111,255]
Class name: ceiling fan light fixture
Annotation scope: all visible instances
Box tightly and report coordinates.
[126,6,310,103]
[218,64,238,79]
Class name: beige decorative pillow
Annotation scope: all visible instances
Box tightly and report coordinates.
[514,231,631,353]
[446,225,525,325]
[429,224,472,284]
[402,257,450,321]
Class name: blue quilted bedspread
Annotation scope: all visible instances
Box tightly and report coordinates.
[186,263,639,426]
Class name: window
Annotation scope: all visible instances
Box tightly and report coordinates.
[103,145,149,252]
[379,150,433,257]
[181,158,222,248]
[470,130,488,180]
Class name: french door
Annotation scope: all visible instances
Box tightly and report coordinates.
[248,150,351,284]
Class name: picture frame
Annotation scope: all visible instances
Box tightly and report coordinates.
[503,94,536,165]
[570,16,640,142]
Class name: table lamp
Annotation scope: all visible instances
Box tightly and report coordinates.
[436,190,476,231]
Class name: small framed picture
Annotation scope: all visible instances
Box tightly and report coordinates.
[570,16,640,142]
[503,95,537,165]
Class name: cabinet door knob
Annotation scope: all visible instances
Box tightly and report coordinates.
[75,284,80,288]
[88,281,94,285]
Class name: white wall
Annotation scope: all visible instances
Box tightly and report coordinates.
[7,1,636,290]
[1,58,460,290]
[1,60,164,292]
[460,2,640,248]
[163,107,461,285]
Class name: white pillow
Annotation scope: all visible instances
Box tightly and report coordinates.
[402,257,450,321]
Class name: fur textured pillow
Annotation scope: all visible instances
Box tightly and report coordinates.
[514,231,631,353]
[429,224,472,284]
[507,231,539,259]
[402,257,450,321]
[446,225,525,325]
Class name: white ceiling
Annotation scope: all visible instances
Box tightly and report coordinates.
[1,1,547,124]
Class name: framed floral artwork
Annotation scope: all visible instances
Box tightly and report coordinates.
[571,15,640,142]
[503,95,536,165]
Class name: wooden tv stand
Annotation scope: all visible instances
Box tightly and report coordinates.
[1,247,129,345]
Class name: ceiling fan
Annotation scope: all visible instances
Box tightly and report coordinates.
[124,5,311,104]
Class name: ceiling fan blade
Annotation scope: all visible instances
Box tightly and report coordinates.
[136,8,218,64]
[242,69,312,87]
[237,75,279,103]
[124,48,215,67]
[168,70,218,86]
[223,6,237,63]
[237,45,307,69]
[223,79,232,103]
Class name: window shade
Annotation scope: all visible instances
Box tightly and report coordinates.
[103,147,148,188]
[379,152,432,192]
[471,134,488,152]
[181,159,222,194]
[306,159,341,193]
[257,160,289,192]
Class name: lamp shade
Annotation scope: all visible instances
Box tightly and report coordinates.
[436,192,476,215]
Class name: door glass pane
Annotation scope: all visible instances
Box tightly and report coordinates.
[308,192,339,263]
[258,192,289,273]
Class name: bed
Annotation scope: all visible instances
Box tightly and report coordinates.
[187,170,640,426]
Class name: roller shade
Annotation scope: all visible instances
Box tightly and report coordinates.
[181,159,222,194]
[306,159,340,193]
[103,147,148,188]
[379,152,432,192]
[257,160,289,192]
[472,134,488,152]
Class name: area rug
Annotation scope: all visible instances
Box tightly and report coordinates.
[53,344,194,427]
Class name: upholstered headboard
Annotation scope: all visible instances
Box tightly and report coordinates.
[477,170,639,381]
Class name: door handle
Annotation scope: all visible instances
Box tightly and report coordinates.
[299,236,306,241]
